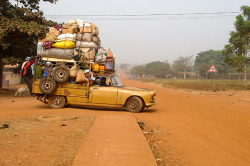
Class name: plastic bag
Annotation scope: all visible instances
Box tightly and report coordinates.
[75,19,84,28]
[53,41,75,49]
[37,42,45,55]
[95,53,106,63]
[85,23,91,27]
[57,33,76,42]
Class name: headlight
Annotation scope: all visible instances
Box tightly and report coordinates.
[151,96,155,103]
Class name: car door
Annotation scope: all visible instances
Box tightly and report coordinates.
[90,86,118,105]
[61,82,89,104]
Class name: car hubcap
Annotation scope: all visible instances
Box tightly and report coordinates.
[57,70,65,79]
[44,82,51,90]
[53,97,61,106]
[129,100,138,109]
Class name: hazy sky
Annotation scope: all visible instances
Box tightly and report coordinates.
[36,0,250,64]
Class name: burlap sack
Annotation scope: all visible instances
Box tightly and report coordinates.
[92,36,98,44]
[75,41,98,50]
[49,27,61,36]
[90,23,99,36]
[62,26,77,34]
[70,63,78,78]
[43,48,74,59]
[74,48,95,61]
[76,33,93,42]
[45,33,57,42]
[76,70,87,82]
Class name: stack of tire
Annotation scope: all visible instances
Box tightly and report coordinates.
[39,65,70,94]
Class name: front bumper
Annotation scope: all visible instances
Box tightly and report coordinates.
[145,102,156,108]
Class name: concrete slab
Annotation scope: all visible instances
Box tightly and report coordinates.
[72,115,157,166]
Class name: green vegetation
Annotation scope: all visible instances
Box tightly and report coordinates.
[131,61,171,78]
[194,50,231,74]
[0,0,58,89]
[138,78,250,91]
[222,6,250,88]
[172,56,193,78]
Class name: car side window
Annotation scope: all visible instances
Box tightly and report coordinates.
[94,77,112,87]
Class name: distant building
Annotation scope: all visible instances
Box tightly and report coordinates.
[2,64,21,87]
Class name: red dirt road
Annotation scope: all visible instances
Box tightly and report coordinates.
[1,80,250,166]
[122,80,250,166]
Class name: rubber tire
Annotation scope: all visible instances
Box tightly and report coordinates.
[48,95,66,109]
[39,77,57,94]
[52,66,70,83]
[126,96,143,113]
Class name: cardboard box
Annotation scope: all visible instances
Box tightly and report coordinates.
[62,26,77,34]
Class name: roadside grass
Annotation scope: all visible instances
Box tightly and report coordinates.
[139,78,250,91]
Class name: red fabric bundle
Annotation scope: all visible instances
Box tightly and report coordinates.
[42,41,54,50]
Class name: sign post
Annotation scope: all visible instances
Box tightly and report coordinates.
[208,65,217,87]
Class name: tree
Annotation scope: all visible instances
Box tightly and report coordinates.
[130,65,146,77]
[194,50,229,74]
[172,56,193,79]
[222,6,250,89]
[0,0,57,89]
[145,61,171,78]
[120,64,130,70]
[130,61,171,78]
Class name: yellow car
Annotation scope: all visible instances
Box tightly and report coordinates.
[33,75,156,113]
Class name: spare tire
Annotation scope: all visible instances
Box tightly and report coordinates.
[39,77,57,94]
[52,66,70,83]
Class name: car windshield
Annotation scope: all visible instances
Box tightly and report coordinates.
[111,75,124,87]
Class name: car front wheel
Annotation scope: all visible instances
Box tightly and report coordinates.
[126,96,143,113]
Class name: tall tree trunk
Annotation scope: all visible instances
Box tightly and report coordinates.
[244,64,247,89]
[0,54,3,90]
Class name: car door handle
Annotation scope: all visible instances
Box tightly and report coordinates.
[93,87,99,90]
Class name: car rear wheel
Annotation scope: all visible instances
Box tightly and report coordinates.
[48,95,66,109]
[126,96,143,113]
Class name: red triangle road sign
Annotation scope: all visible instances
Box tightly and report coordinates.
[208,65,217,72]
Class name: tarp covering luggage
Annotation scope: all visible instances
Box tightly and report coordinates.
[43,48,74,59]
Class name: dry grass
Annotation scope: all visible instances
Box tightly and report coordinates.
[139,78,250,91]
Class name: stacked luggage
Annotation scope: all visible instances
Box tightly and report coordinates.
[35,19,116,94]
